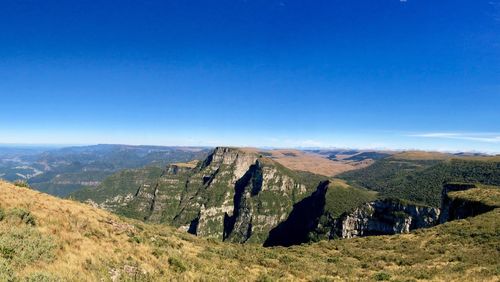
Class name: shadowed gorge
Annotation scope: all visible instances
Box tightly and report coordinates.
[264,180,329,247]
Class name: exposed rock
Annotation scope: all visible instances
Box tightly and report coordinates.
[95,147,320,243]
[265,184,440,246]
[334,199,440,239]
[439,183,497,223]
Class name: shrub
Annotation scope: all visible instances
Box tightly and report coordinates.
[326,257,340,263]
[24,272,61,282]
[0,225,56,267]
[0,258,14,282]
[13,180,31,189]
[168,257,187,273]
[7,208,36,226]
[373,272,391,281]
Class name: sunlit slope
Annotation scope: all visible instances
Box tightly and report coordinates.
[1,181,498,281]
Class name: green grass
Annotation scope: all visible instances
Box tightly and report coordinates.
[0,207,56,274]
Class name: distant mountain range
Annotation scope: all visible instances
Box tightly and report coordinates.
[0,144,210,196]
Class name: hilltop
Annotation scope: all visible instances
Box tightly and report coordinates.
[1,180,499,281]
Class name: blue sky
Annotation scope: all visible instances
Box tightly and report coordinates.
[0,0,499,153]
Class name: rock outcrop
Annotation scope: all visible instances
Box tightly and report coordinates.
[265,188,440,246]
[86,147,322,243]
[333,199,440,239]
[439,183,498,223]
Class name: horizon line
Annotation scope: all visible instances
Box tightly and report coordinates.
[0,142,498,155]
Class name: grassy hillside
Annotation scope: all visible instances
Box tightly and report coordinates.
[339,157,500,207]
[1,181,498,281]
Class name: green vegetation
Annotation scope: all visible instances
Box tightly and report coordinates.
[447,185,500,208]
[13,180,31,189]
[1,180,499,281]
[322,180,377,218]
[0,144,209,197]
[168,257,187,273]
[343,152,391,162]
[0,205,56,281]
[5,208,37,226]
[339,158,500,207]
[70,166,163,204]
[373,272,391,281]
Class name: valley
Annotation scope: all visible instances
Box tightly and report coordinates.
[1,145,499,281]
[0,145,210,197]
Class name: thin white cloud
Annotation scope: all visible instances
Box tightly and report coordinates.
[409,132,500,143]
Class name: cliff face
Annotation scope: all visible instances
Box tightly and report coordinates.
[307,183,496,244]
[265,186,440,246]
[89,147,320,243]
[333,200,440,239]
[439,183,498,223]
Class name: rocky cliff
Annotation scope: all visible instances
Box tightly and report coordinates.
[79,147,324,243]
[332,199,440,239]
[439,183,499,223]
[265,182,439,246]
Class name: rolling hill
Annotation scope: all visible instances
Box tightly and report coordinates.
[1,180,498,281]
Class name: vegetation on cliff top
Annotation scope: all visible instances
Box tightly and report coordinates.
[339,157,500,207]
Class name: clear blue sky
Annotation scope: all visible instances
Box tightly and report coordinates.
[0,0,499,153]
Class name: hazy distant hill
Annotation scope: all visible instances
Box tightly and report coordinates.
[0,144,210,196]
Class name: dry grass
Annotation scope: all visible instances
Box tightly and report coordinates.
[240,148,371,176]
[392,151,457,160]
[448,186,500,207]
[393,151,500,161]
[1,180,499,281]
[171,160,199,168]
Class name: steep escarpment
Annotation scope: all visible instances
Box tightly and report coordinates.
[440,183,500,223]
[265,181,438,246]
[331,199,440,239]
[266,182,500,247]
[75,147,500,247]
[76,147,325,243]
